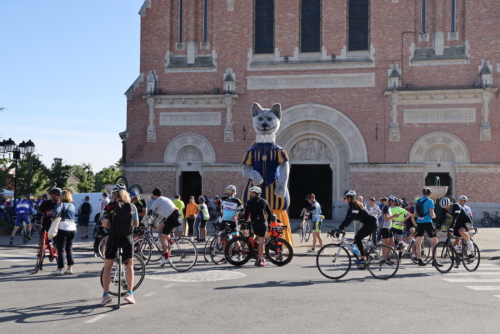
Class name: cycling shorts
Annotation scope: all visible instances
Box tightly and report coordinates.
[312,221,322,232]
[405,220,416,232]
[105,235,133,261]
[391,227,404,236]
[380,228,393,239]
[453,222,471,237]
[15,214,31,227]
[161,210,182,235]
[223,220,239,233]
[416,223,436,238]
[252,221,268,238]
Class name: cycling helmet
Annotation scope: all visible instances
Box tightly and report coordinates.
[423,188,432,195]
[112,183,127,194]
[42,194,47,199]
[458,195,468,201]
[397,198,404,206]
[198,196,205,202]
[343,190,356,197]
[439,197,452,208]
[226,185,236,192]
[51,188,62,196]
[388,195,397,203]
[250,186,262,194]
[130,189,140,200]
[305,193,316,200]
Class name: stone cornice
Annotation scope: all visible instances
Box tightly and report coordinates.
[349,163,424,173]
[142,94,238,109]
[384,88,498,105]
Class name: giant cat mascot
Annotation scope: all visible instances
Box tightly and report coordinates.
[241,103,294,246]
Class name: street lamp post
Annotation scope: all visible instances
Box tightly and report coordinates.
[0,138,36,206]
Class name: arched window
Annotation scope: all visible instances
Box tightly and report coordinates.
[254,0,274,54]
[301,0,321,52]
[348,0,370,51]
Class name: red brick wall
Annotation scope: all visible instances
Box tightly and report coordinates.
[124,171,176,195]
[456,172,500,203]
[203,171,247,198]
[350,172,423,200]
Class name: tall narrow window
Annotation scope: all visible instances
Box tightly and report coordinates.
[421,0,427,34]
[450,0,456,32]
[203,0,208,43]
[179,0,184,43]
[301,0,321,52]
[348,0,370,51]
[254,0,274,54]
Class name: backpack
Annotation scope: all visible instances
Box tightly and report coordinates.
[415,197,429,218]
[81,202,91,215]
[111,201,135,237]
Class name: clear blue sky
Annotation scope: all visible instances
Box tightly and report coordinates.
[0,0,143,171]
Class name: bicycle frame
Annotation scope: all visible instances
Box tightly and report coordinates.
[440,232,475,266]
[40,230,57,258]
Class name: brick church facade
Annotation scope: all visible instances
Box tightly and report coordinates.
[122,0,499,220]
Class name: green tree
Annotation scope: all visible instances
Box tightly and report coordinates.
[12,153,48,196]
[45,158,71,190]
[74,163,95,193]
[95,164,121,192]
[0,157,12,190]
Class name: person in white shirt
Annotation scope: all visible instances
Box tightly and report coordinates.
[100,192,110,223]
[458,195,473,224]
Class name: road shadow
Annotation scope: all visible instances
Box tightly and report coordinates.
[0,298,113,323]
[0,268,101,283]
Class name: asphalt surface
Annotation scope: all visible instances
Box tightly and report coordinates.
[1,232,500,334]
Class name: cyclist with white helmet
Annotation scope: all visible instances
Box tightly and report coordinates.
[243,186,273,267]
[458,195,473,220]
[332,190,378,264]
[220,185,244,237]
[303,193,323,253]
[437,197,475,259]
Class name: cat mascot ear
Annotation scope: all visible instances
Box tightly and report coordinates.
[270,103,282,120]
[252,103,263,117]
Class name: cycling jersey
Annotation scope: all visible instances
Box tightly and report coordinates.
[244,196,272,224]
[38,200,57,230]
[416,196,434,223]
[339,202,378,230]
[381,206,394,229]
[197,202,210,220]
[16,200,34,216]
[391,207,409,230]
[463,205,473,219]
[220,196,243,221]
[305,201,322,222]
[437,203,472,230]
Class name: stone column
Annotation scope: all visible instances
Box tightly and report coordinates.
[389,91,400,141]
[224,94,234,142]
[480,89,492,141]
[146,97,156,142]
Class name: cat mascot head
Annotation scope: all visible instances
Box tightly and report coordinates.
[252,103,282,143]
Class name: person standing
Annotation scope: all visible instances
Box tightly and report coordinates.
[381,196,400,260]
[214,195,221,213]
[415,188,440,267]
[172,194,185,238]
[51,190,77,275]
[184,196,197,238]
[130,190,147,220]
[100,192,110,223]
[78,196,93,239]
[195,196,209,242]
[304,193,323,253]
[368,197,382,244]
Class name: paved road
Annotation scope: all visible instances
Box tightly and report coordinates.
[1,239,500,334]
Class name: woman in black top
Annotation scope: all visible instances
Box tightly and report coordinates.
[335,190,378,264]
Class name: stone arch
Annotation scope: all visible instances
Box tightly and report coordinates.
[409,132,470,163]
[277,104,368,163]
[164,133,216,163]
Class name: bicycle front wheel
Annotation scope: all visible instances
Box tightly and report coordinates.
[134,238,151,266]
[169,238,198,272]
[481,216,494,227]
[101,254,146,297]
[34,236,45,273]
[265,238,293,266]
[432,241,455,273]
[462,242,480,272]
[225,237,251,266]
[98,236,107,260]
[299,224,304,243]
[210,235,227,265]
[304,221,311,242]
[204,236,214,263]
[316,244,351,280]
[367,244,399,280]
[409,238,432,264]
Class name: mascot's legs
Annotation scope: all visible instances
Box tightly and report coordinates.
[272,210,294,247]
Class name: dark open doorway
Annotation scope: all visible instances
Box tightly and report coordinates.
[425,173,452,196]
[180,172,202,205]
[289,165,333,219]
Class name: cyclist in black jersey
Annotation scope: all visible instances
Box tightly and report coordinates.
[333,190,378,264]
[438,197,475,258]
[244,186,273,267]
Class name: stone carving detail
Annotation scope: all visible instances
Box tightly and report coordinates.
[178,147,203,162]
[225,0,235,11]
[425,147,453,162]
[409,131,470,164]
[290,139,332,162]
[159,112,221,126]
[404,108,476,123]
[247,73,375,90]
[164,133,216,163]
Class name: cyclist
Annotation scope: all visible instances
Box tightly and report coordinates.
[332,190,378,264]
[437,197,475,259]
[195,196,209,242]
[303,193,323,253]
[101,184,139,305]
[243,186,273,267]
[415,188,441,267]
[38,188,61,232]
[130,189,148,221]
[172,194,185,238]
[140,187,181,267]
[9,195,36,244]
[458,195,473,220]
[220,185,244,239]
[380,195,401,259]
[392,198,411,253]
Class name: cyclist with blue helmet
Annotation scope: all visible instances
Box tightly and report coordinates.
[130,189,147,221]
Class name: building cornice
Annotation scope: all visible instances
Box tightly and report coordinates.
[142,94,238,109]
[383,88,497,106]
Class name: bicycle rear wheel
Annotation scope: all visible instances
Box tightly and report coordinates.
[34,236,45,273]
[432,241,455,273]
[134,238,151,266]
[265,238,293,266]
[481,216,494,227]
[210,235,227,265]
[316,244,351,280]
[299,225,304,243]
[225,237,251,266]
[101,254,146,297]
[462,242,480,272]
[169,238,198,272]
[304,221,311,242]
[203,236,214,263]
[22,226,28,245]
[117,253,122,309]
[409,238,432,264]
[367,244,399,280]
[98,236,107,260]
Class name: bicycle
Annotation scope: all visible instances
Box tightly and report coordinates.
[99,248,146,309]
[224,221,294,266]
[34,226,58,274]
[20,219,32,245]
[432,228,480,273]
[299,209,312,243]
[480,211,500,227]
[316,230,400,280]
[394,232,432,264]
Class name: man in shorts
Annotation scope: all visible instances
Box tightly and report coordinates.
[244,186,273,267]
[415,188,440,267]
[10,196,36,244]
[78,196,93,239]
[141,188,181,267]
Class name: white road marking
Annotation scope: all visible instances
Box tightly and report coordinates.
[0,259,30,262]
[84,314,108,323]
[466,286,500,291]
[446,272,500,276]
[144,292,156,297]
[494,295,500,298]
[163,284,175,289]
[147,270,246,283]
[443,278,500,283]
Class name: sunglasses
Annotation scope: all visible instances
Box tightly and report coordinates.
[343,197,347,200]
